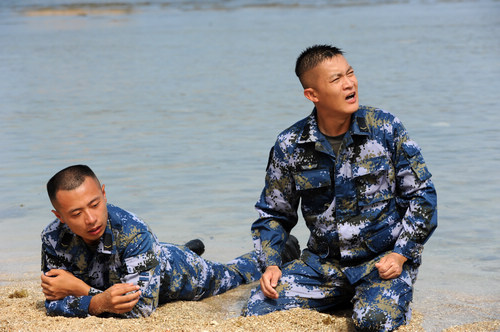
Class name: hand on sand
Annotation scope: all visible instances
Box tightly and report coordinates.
[41,269,91,300]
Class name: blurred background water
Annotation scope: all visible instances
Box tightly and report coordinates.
[0,0,499,330]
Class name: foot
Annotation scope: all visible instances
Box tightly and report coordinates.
[281,234,300,264]
[185,239,205,256]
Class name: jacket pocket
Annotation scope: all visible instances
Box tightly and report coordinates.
[353,155,394,207]
[293,168,334,214]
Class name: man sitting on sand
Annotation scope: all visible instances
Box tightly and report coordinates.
[243,45,437,331]
[41,164,299,318]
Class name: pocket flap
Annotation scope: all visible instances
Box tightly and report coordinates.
[293,169,331,191]
[352,156,390,178]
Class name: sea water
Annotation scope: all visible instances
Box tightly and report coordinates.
[0,1,499,330]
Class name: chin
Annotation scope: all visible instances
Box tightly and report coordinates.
[342,106,358,115]
[349,102,359,113]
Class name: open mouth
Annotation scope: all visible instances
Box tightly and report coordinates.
[346,92,356,101]
[88,226,101,235]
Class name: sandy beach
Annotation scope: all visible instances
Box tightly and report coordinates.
[1,1,499,331]
[1,279,498,332]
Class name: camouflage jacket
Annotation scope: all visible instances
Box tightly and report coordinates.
[251,106,437,283]
[41,204,166,318]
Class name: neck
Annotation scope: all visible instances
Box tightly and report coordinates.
[316,110,351,137]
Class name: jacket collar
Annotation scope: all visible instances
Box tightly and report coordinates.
[98,219,114,254]
[297,108,321,144]
[58,216,115,255]
[297,107,371,146]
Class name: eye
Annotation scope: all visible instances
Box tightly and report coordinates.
[72,212,81,217]
[92,202,100,208]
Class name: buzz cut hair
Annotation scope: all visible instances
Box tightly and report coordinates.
[47,164,100,205]
[295,44,344,87]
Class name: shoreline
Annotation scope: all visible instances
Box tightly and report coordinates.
[1,280,498,331]
[22,8,135,17]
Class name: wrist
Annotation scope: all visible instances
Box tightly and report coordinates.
[395,252,407,260]
[88,293,105,316]
[77,282,91,297]
[265,265,280,271]
[391,252,408,265]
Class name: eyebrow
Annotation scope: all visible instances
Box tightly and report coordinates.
[329,66,354,80]
[329,73,342,80]
[68,197,101,214]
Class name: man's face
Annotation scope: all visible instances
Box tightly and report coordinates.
[52,176,108,246]
[303,55,359,118]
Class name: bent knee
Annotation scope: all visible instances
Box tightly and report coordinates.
[352,306,408,331]
[242,287,304,317]
[242,288,274,316]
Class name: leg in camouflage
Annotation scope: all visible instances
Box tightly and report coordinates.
[351,266,415,331]
[159,244,261,303]
[243,253,415,332]
[242,258,353,316]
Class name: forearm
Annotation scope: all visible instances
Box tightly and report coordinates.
[117,255,162,318]
[253,148,299,269]
[41,269,94,301]
[395,135,438,262]
[252,218,290,269]
[45,296,93,317]
[395,175,437,257]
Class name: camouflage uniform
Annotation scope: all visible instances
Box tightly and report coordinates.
[243,106,437,331]
[41,204,261,318]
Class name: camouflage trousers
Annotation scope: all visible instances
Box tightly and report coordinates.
[159,244,261,303]
[242,257,414,332]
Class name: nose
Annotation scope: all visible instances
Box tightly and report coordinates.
[84,209,97,225]
[342,76,355,89]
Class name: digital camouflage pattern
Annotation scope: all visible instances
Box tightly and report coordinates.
[41,204,261,318]
[244,250,417,330]
[245,106,437,330]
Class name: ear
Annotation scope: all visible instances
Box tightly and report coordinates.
[51,209,64,223]
[101,184,107,202]
[304,88,318,103]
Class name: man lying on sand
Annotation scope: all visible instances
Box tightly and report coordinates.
[244,45,438,331]
[40,164,299,318]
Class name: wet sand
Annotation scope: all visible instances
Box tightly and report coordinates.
[1,280,498,331]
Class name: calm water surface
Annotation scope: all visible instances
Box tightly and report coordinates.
[0,1,499,330]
